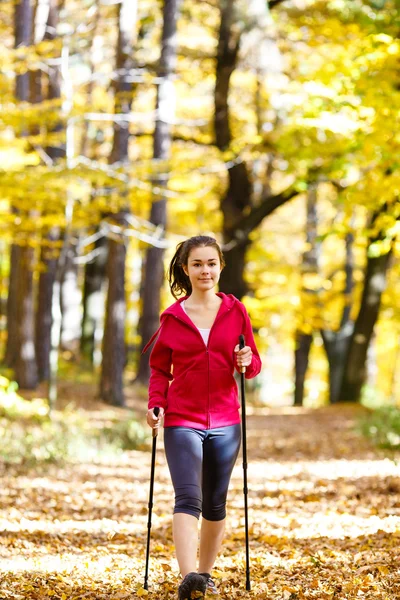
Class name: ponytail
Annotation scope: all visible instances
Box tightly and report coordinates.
[168,235,225,300]
[168,241,192,299]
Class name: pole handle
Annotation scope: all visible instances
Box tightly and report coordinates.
[239,334,246,374]
[152,406,160,438]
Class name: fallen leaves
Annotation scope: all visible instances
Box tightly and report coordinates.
[0,405,400,599]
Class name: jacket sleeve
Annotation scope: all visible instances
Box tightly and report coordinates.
[148,325,173,411]
[236,304,262,379]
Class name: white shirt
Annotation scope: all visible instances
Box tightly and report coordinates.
[181,300,210,346]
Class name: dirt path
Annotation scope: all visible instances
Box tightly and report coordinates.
[1,404,400,599]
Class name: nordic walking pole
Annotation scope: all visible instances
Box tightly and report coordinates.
[239,335,251,591]
[144,406,160,591]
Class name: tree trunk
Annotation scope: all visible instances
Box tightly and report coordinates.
[15,246,38,389]
[214,0,299,299]
[136,0,182,384]
[81,234,108,361]
[45,0,65,159]
[60,244,81,351]
[100,237,126,406]
[214,1,252,298]
[294,333,313,406]
[321,229,355,403]
[14,0,31,102]
[5,0,32,367]
[219,162,252,297]
[321,324,354,404]
[100,0,137,403]
[4,242,21,367]
[9,0,38,389]
[36,232,58,381]
[80,2,101,158]
[34,0,64,382]
[219,240,249,300]
[339,240,394,402]
[293,184,320,405]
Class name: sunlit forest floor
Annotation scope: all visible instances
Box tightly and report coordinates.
[1,399,400,599]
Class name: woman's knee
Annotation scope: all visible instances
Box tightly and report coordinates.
[202,501,226,521]
[174,485,202,519]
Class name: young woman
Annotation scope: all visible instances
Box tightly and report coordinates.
[145,235,261,599]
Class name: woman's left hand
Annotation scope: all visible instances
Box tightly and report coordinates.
[234,344,252,370]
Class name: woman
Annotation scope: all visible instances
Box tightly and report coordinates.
[145,235,261,599]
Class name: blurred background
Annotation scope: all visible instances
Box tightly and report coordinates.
[0,0,399,460]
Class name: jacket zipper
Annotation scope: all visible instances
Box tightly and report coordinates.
[206,347,210,428]
[174,309,231,429]
[204,309,231,429]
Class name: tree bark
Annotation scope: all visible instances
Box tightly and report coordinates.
[4,242,21,367]
[60,244,81,351]
[321,229,355,403]
[339,236,394,402]
[215,0,299,298]
[81,234,108,361]
[100,0,137,403]
[9,0,38,389]
[5,0,32,368]
[14,0,31,102]
[36,232,58,381]
[35,0,64,382]
[321,323,354,404]
[214,0,252,298]
[100,235,127,406]
[45,0,65,160]
[15,245,38,389]
[136,0,182,384]
[294,184,319,405]
[294,333,313,406]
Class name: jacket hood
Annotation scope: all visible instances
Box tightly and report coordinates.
[142,293,239,354]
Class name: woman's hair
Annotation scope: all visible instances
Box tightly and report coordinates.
[168,235,225,299]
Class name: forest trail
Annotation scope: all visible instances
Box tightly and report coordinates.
[1,403,400,599]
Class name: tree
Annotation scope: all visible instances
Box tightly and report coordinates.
[294,183,320,406]
[136,0,182,384]
[35,0,65,382]
[4,0,33,369]
[10,0,39,389]
[321,227,355,404]
[215,0,299,299]
[100,0,137,405]
[339,204,397,401]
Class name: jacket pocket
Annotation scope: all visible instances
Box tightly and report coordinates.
[209,368,239,410]
[168,370,208,415]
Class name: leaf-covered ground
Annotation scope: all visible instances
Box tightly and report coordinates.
[1,403,400,599]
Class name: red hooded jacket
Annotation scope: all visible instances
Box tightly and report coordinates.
[145,293,261,429]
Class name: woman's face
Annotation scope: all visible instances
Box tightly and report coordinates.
[183,246,222,293]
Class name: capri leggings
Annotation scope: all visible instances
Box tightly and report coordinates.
[164,424,241,521]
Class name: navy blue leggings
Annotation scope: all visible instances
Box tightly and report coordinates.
[164,424,241,522]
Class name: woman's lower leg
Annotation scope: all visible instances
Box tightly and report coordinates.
[198,517,225,574]
[173,512,199,577]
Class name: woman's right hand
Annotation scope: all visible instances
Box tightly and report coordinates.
[146,407,164,431]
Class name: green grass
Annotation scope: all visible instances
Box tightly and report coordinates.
[0,375,150,466]
[359,404,400,450]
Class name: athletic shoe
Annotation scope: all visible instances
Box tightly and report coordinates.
[198,573,218,595]
[178,572,207,599]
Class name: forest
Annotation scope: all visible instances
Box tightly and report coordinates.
[1,0,400,599]
[0,0,399,408]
